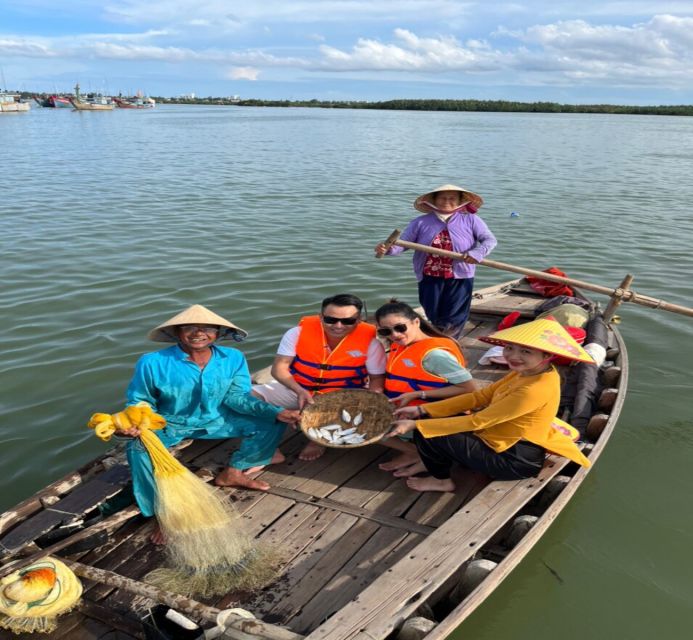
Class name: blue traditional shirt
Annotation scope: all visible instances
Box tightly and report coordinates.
[126,344,281,431]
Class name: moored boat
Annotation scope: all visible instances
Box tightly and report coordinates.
[0,277,628,640]
[70,84,114,111]
[114,96,155,109]
[48,95,73,108]
[0,92,30,112]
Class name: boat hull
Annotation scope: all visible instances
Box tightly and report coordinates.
[70,99,114,111]
[0,279,625,640]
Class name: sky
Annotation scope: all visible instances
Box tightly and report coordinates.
[2,1,693,104]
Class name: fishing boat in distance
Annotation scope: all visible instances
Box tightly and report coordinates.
[70,84,114,111]
[36,95,73,108]
[0,92,30,112]
[114,95,155,109]
[0,274,632,640]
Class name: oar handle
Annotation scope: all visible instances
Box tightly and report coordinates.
[379,232,693,319]
[65,560,304,640]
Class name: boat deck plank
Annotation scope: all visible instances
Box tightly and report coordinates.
[303,456,569,640]
[0,465,132,555]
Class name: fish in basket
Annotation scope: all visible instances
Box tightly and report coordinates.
[300,389,393,448]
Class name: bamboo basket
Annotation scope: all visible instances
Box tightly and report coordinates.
[300,389,393,448]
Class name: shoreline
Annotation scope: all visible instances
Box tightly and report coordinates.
[24,93,693,116]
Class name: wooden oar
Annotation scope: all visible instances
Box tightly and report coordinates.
[64,559,303,640]
[377,229,693,320]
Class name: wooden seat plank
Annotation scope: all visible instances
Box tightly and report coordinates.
[265,486,434,535]
[0,465,131,554]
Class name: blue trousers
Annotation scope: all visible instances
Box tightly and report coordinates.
[417,275,474,334]
[126,415,284,517]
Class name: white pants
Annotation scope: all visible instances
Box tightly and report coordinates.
[252,380,300,409]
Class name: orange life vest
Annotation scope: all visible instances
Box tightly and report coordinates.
[385,337,466,404]
[289,315,376,393]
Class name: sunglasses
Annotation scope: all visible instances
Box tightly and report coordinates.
[322,315,359,326]
[377,323,409,337]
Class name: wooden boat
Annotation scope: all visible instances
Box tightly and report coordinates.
[114,96,156,109]
[70,83,114,111]
[0,92,30,112]
[34,95,72,108]
[0,278,626,640]
[70,97,114,111]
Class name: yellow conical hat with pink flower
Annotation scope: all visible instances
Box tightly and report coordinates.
[479,317,594,364]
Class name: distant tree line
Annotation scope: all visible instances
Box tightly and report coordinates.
[153,97,693,116]
[25,92,693,116]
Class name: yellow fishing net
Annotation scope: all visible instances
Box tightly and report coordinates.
[88,402,279,597]
[0,557,82,634]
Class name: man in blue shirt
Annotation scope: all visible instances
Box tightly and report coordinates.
[121,304,299,530]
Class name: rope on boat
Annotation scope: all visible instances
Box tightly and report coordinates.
[0,556,82,634]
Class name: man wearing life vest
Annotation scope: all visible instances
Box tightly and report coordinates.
[253,294,386,460]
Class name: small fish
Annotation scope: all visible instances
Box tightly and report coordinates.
[340,427,357,436]
[322,423,342,431]
[541,560,564,585]
[308,428,319,440]
[341,409,352,423]
[353,413,363,427]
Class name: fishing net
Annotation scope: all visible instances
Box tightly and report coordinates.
[0,557,82,634]
[88,403,280,597]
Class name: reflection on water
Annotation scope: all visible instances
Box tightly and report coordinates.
[1,105,692,639]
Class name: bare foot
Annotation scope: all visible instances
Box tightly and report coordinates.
[379,453,420,472]
[392,460,428,477]
[243,449,286,474]
[150,524,166,546]
[214,467,270,491]
[298,441,326,461]
[406,476,456,493]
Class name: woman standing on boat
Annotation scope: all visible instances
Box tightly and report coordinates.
[375,184,497,338]
[387,318,593,492]
[375,300,476,475]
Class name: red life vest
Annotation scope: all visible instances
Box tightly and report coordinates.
[385,337,466,404]
[289,315,376,393]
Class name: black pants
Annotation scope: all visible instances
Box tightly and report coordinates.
[413,430,545,481]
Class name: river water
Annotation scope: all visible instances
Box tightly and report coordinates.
[1,105,692,639]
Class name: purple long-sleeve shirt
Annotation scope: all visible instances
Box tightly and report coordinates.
[387,212,497,281]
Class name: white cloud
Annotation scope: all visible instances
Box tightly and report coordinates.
[318,29,501,72]
[227,66,260,80]
[3,7,693,94]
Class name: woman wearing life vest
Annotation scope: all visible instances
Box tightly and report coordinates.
[387,317,593,493]
[375,300,476,476]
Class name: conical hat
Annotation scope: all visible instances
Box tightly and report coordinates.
[147,304,248,343]
[479,317,594,364]
[414,183,484,213]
